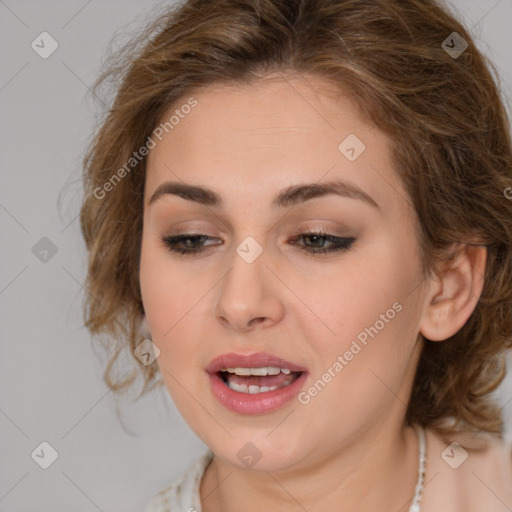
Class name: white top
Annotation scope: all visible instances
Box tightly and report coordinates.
[144,427,512,512]
[144,450,213,512]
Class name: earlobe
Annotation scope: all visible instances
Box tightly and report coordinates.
[419,243,487,342]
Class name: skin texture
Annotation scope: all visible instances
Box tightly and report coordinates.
[139,74,486,512]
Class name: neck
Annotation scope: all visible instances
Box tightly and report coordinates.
[200,421,420,512]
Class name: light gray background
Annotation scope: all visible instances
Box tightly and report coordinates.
[1,1,511,510]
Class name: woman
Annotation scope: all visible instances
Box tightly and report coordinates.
[79,0,512,510]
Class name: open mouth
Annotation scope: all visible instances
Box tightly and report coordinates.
[218,367,302,394]
[206,352,308,414]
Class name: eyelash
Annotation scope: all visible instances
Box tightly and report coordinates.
[161,230,356,257]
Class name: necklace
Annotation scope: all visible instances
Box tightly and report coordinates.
[408,424,427,512]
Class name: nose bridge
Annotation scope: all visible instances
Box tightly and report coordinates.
[212,235,282,330]
[219,235,267,307]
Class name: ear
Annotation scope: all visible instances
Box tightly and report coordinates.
[419,243,487,342]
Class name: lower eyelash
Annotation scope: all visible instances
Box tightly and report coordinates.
[161,231,355,256]
[294,232,356,255]
[162,234,211,255]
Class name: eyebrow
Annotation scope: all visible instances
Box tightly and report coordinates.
[148,179,380,210]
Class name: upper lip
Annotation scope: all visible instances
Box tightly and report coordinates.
[206,352,308,374]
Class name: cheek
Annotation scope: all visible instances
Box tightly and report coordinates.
[139,251,201,414]
[297,247,421,391]
[140,237,196,333]
[298,302,419,440]
[139,240,211,388]
[294,251,404,348]
[139,246,172,335]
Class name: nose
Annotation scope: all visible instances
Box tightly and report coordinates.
[211,243,285,333]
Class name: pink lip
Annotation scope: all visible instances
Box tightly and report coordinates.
[206,352,308,415]
[206,352,308,374]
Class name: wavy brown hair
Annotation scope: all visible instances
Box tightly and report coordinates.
[79,0,512,436]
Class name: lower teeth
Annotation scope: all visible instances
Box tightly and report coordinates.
[226,378,294,394]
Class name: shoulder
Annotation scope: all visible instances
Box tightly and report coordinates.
[422,426,512,512]
[144,450,213,512]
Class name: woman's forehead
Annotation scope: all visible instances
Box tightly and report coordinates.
[144,76,408,217]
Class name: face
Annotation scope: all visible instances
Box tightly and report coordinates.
[139,74,428,472]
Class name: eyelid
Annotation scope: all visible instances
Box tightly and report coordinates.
[161,228,356,257]
[164,225,350,241]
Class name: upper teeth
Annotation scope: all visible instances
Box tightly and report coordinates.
[223,367,292,376]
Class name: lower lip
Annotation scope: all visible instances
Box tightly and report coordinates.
[208,372,308,415]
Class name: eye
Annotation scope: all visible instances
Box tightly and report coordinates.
[291,230,356,255]
[161,234,217,255]
[161,230,355,256]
